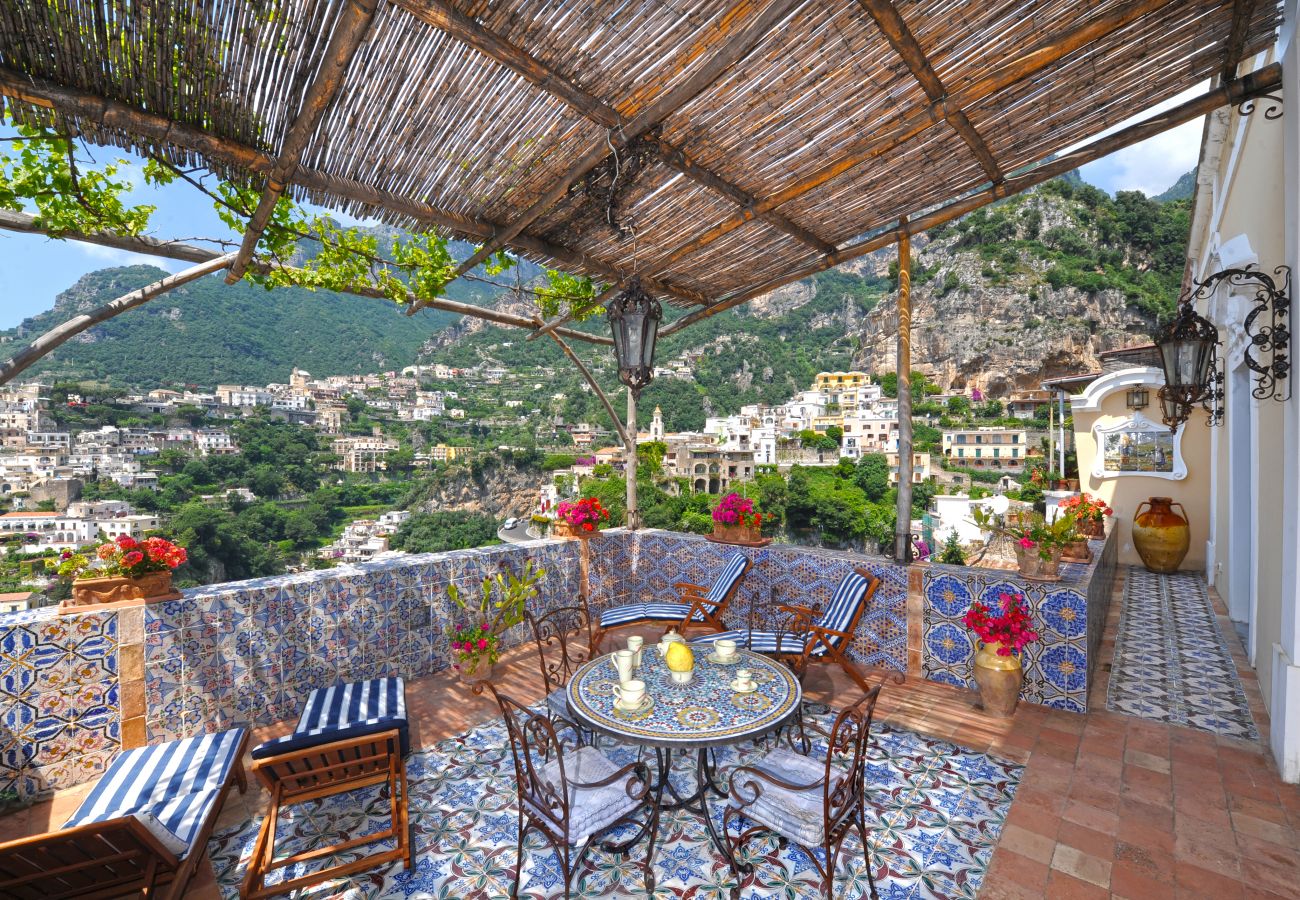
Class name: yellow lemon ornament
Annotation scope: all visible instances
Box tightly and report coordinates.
[664,640,695,673]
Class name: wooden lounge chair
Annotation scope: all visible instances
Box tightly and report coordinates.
[242,677,412,899]
[692,568,896,692]
[0,727,249,900]
[591,551,750,650]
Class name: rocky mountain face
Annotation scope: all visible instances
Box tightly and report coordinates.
[841,187,1169,393]
[412,462,540,519]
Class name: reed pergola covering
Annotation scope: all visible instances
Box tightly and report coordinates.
[0,0,1282,323]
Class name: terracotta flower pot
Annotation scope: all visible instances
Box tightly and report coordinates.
[65,571,180,610]
[1078,517,1106,539]
[1060,539,1091,563]
[973,641,1022,717]
[553,520,595,538]
[1133,497,1190,574]
[1014,545,1062,582]
[711,522,759,544]
[457,657,496,691]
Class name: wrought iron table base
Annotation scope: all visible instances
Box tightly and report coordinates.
[650,746,740,886]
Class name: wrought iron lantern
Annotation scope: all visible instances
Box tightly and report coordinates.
[1125,387,1149,410]
[1154,298,1220,432]
[607,277,662,394]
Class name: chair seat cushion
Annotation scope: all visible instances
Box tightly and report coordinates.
[252,676,409,759]
[691,629,812,655]
[599,601,710,628]
[537,745,643,846]
[545,686,572,720]
[728,746,829,846]
[63,728,246,860]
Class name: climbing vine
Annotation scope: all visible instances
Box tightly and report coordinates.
[0,115,602,318]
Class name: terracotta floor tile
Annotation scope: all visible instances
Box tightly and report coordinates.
[1045,869,1111,899]
[998,823,1057,865]
[1050,843,1112,889]
[1116,820,1175,857]
[986,847,1052,892]
[1111,861,1177,900]
[1112,840,1176,884]
[1231,810,1297,847]
[1174,861,1247,899]
[1057,820,1116,862]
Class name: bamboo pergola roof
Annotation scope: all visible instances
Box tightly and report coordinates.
[0,0,1283,329]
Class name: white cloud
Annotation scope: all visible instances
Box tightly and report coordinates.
[76,242,184,271]
[1069,83,1209,197]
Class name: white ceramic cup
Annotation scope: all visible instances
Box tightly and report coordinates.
[714,638,738,661]
[734,668,754,689]
[612,679,646,708]
[626,635,644,667]
[613,649,635,684]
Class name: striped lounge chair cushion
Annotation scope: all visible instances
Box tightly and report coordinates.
[63,727,247,859]
[599,601,694,628]
[705,553,750,605]
[692,629,809,655]
[251,676,409,759]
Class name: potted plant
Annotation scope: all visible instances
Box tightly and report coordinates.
[1045,469,1063,491]
[55,535,186,609]
[974,508,1077,581]
[1057,492,1111,539]
[708,492,770,546]
[447,561,545,688]
[553,497,609,537]
[963,589,1040,717]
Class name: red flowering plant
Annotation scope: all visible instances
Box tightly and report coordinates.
[1057,492,1112,523]
[973,507,1079,561]
[963,590,1040,656]
[556,497,610,533]
[447,561,545,679]
[711,492,768,529]
[55,534,187,581]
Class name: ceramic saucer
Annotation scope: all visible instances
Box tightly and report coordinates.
[706,652,741,665]
[613,695,655,718]
[730,679,757,694]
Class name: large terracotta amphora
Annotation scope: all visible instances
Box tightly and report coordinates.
[1132,497,1190,574]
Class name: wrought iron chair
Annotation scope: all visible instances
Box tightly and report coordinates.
[725,686,884,900]
[591,551,751,650]
[493,690,659,899]
[525,599,597,744]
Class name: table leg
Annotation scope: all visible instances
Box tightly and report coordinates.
[695,747,741,887]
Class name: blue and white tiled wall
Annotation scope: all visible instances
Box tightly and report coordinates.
[587,529,910,673]
[1,606,120,804]
[921,530,1119,713]
[142,539,583,744]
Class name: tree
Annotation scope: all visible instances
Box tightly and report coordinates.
[938,532,966,565]
[854,454,891,503]
[390,511,500,553]
[947,395,971,416]
[824,425,843,446]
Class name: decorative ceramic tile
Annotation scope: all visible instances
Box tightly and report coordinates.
[207,706,1021,899]
[1106,568,1259,740]
[920,533,1117,714]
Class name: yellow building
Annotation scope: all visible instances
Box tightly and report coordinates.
[431,444,470,462]
[813,371,871,392]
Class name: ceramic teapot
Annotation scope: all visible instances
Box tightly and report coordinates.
[658,628,684,656]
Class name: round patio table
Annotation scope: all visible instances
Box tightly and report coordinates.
[566,646,802,878]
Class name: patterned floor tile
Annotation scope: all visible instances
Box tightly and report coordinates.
[208,710,1021,899]
[1106,568,1258,740]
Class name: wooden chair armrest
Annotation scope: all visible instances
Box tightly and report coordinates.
[674,581,706,595]
[777,603,816,618]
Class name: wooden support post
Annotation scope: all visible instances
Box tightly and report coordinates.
[545,333,630,446]
[894,225,914,563]
[626,389,640,530]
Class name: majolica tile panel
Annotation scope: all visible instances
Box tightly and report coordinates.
[920,531,1117,713]
[1,606,121,804]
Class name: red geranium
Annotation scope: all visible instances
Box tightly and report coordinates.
[557,497,610,531]
[963,591,1040,656]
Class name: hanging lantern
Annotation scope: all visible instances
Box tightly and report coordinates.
[1154,298,1220,432]
[607,277,662,394]
[1125,387,1150,410]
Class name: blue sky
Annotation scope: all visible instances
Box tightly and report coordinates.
[0,99,1206,329]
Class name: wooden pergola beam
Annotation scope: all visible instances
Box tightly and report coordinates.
[0,211,611,346]
[445,0,803,280]
[528,283,621,343]
[855,0,1003,183]
[0,67,708,309]
[1221,0,1262,82]
[226,0,379,283]
[643,0,1170,275]
[661,62,1283,336]
[394,0,834,255]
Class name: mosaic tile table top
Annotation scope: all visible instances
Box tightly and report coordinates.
[568,647,800,747]
[206,706,1023,899]
[1106,567,1259,740]
[919,533,1116,714]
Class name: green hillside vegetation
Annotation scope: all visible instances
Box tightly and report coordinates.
[1154,168,1196,202]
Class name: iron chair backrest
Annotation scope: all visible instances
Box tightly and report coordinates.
[819,684,882,841]
[525,600,594,696]
[495,689,573,838]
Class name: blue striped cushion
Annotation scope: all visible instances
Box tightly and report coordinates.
[599,601,699,627]
[691,629,810,655]
[705,553,750,606]
[63,728,246,859]
[252,677,409,759]
[815,572,870,645]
